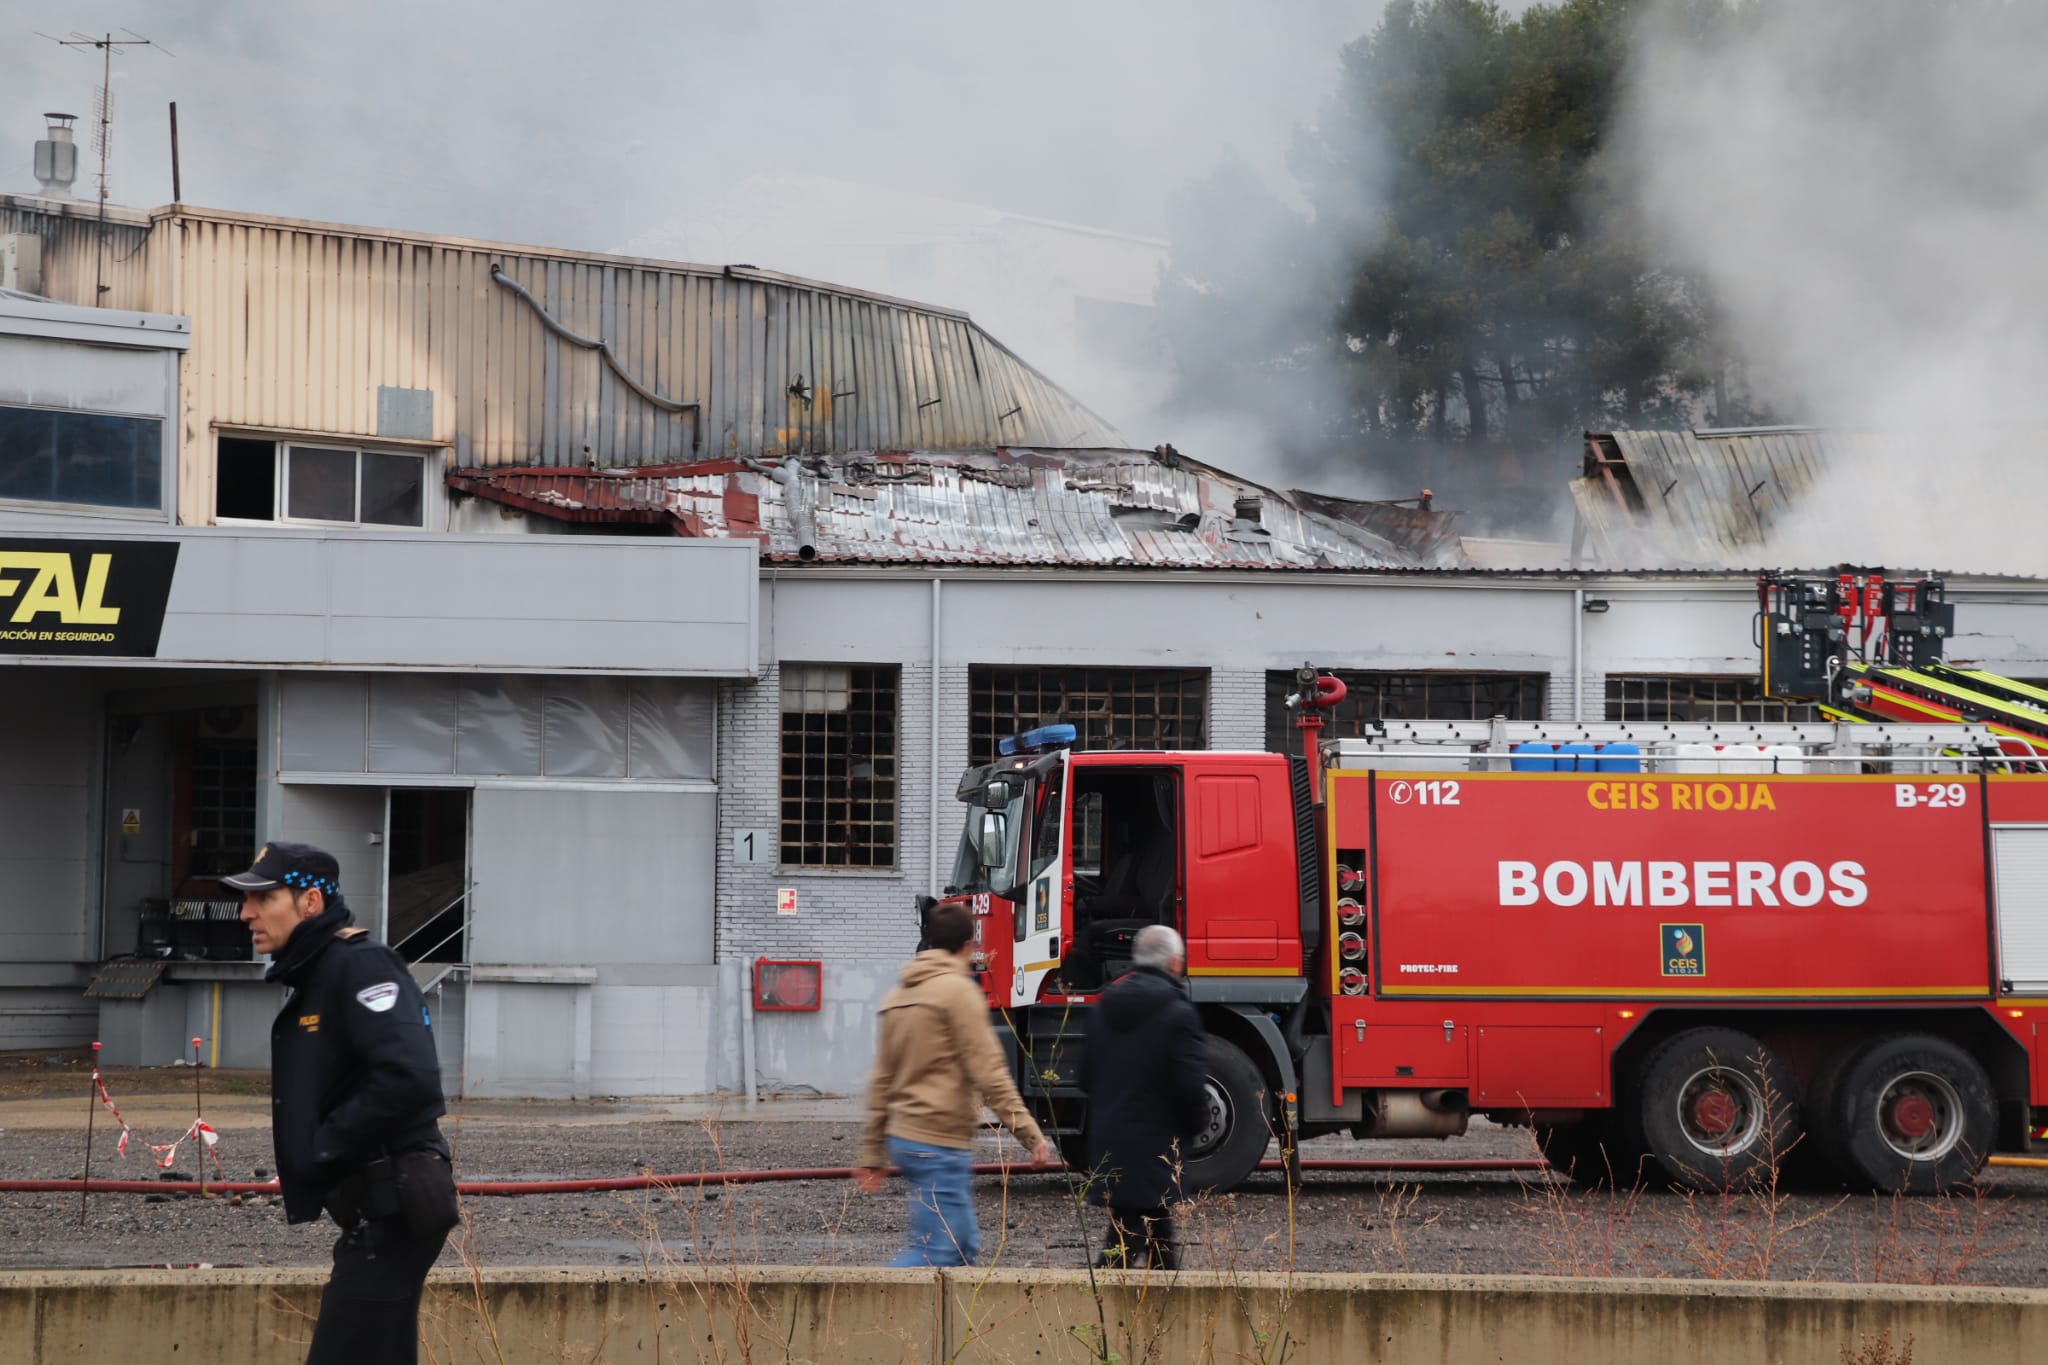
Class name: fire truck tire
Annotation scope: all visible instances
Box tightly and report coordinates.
[1637,1028,1801,1192]
[1833,1034,1996,1194]
[1796,1040,1865,1185]
[1180,1039,1273,1195]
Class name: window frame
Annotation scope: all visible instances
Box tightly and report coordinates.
[1603,673,1822,724]
[777,662,901,870]
[1263,669,1549,753]
[967,665,1211,767]
[213,432,440,531]
[0,399,171,521]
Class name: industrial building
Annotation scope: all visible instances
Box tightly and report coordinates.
[6,144,2047,1099]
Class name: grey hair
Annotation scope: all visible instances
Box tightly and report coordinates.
[1131,924,1186,971]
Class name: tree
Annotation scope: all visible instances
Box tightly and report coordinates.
[1159,0,1740,522]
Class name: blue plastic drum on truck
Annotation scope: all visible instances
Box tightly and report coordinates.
[1595,741,1643,773]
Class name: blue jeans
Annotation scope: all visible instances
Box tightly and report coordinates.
[886,1136,979,1267]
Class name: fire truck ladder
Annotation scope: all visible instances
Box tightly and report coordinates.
[1328,719,2013,771]
[1754,568,2048,764]
[1836,661,2048,759]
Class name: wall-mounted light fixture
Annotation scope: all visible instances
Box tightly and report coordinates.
[1582,598,1612,614]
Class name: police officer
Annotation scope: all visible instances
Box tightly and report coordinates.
[230,841,458,1364]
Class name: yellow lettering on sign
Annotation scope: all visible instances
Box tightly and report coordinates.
[0,553,122,626]
[299,1014,320,1031]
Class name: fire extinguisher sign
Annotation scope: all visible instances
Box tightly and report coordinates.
[1335,771,1991,999]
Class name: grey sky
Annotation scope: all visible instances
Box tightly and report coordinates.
[1,1,1437,252]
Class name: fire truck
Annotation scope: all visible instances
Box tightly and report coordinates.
[940,571,2048,1195]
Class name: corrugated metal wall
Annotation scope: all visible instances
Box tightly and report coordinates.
[3,200,1124,523]
[0,202,152,312]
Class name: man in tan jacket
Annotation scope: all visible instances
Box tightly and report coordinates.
[856,901,1053,1266]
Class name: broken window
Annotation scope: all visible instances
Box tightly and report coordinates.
[1264,670,1547,753]
[1605,674,1820,724]
[780,664,898,868]
[214,436,429,528]
[968,666,1209,767]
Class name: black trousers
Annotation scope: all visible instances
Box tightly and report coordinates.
[305,1216,449,1364]
[1099,1206,1179,1271]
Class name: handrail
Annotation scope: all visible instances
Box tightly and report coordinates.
[391,888,469,964]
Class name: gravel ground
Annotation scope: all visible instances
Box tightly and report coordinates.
[6,1087,2048,1285]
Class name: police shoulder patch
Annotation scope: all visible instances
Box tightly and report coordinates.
[356,981,401,1013]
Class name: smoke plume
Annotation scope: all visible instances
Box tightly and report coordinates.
[1616,0,2048,575]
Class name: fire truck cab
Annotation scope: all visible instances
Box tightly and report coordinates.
[941,714,2048,1197]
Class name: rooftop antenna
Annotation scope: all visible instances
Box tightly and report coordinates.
[38,29,172,306]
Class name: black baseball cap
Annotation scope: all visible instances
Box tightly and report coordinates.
[222,841,341,895]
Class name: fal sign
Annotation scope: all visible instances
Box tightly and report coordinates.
[0,539,179,657]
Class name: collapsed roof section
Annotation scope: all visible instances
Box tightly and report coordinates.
[449,446,1466,570]
[1569,426,2048,576]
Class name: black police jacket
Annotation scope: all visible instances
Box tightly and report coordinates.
[266,901,447,1224]
[1077,966,1211,1210]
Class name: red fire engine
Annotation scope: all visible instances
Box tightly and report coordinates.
[941,575,2048,1196]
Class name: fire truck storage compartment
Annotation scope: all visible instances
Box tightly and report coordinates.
[1992,825,2048,993]
[1335,1009,1470,1085]
[1472,1024,1609,1108]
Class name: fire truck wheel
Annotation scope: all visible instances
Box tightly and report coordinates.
[1637,1028,1801,1192]
[1180,1038,1272,1195]
[1834,1034,1996,1194]
[1795,1041,1864,1186]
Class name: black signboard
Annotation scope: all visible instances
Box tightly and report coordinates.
[0,538,180,657]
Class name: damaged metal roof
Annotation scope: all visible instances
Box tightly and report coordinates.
[1572,427,1824,566]
[449,447,1463,570]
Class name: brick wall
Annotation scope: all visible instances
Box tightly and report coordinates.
[716,662,937,967]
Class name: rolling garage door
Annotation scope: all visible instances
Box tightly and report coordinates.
[1992,826,2048,993]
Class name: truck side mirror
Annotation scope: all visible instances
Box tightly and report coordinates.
[977,811,1009,868]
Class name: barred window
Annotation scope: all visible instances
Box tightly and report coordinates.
[187,733,258,879]
[780,665,898,867]
[968,666,1208,766]
[1605,675,1821,724]
[1264,671,1548,753]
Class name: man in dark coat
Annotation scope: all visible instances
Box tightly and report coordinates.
[1077,923,1210,1270]
[231,841,457,1364]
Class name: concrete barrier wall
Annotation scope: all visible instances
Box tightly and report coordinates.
[3,1265,2044,1364]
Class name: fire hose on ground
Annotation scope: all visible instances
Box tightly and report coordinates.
[4,1154,2045,1198]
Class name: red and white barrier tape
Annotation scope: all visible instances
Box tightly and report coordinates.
[90,1066,137,1158]
[149,1118,225,1177]
[90,1067,225,1176]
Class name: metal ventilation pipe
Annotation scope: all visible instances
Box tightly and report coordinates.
[744,458,818,561]
[34,113,78,199]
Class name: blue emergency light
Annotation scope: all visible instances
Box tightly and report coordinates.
[998,723,1078,756]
